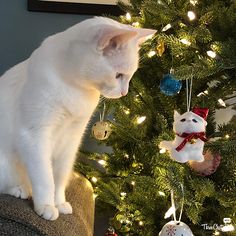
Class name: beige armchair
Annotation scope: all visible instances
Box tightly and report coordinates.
[0,173,95,236]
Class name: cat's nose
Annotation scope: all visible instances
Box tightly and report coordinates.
[121,90,128,96]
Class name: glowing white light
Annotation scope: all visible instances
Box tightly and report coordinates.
[137,116,146,124]
[214,231,220,235]
[93,193,98,199]
[132,22,140,27]
[218,98,226,107]
[158,191,166,196]
[180,38,191,45]
[221,224,235,232]
[225,134,230,139]
[126,12,131,21]
[162,23,172,32]
[159,148,166,154]
[126,219,131,224]
[164,206,176,219]
[120,192,127,197]
[187,11,196,20]
[124,109,130,114]
[91,177,98,183]
[197,92,204,97]
[197,90,208,97]
[124,154,129,159]
[139,221,144,226]
[131,181,136,186]
[190,0,198,5]
[147,50,156,58]
[207,50,217,58]
[98,160,106,166]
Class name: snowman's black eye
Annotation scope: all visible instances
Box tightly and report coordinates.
[192,119,197,123]
[116,73,124,79]
[180,118,186,122]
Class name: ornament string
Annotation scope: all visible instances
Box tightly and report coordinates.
[100,103,106,122]
[178,183,184,222]
[168,183,184,223]
[171,189,177,222]
[186,76,193,112]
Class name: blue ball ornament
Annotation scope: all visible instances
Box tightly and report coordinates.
[160,74,182,96]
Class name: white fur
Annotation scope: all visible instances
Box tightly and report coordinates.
[160,111,207,163]
[0,17,156,220]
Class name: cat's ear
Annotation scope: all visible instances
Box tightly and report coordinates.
[96,25,138,51]
[135,28,157,45]
[174,110,181,120]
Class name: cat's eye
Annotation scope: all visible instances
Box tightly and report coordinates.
[192,119,198,123]
[180,118,186,122]
[116,73,124,79]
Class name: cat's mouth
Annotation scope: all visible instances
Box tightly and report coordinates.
[100,88,123,99]
[102,92,123,99]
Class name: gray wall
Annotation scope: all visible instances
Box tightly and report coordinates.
[0,0,112,153]
[0,0,90,74]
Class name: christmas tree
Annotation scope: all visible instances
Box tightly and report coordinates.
[76,0,236,235]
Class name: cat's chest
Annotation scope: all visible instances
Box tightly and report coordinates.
[58,84,100,118]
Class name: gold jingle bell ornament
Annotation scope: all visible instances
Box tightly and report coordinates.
[159,221,193,236]
[92,121,112,140]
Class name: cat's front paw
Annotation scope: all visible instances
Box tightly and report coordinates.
[7,185,30,199]
[34,204,59,221]
[56,202,73,214]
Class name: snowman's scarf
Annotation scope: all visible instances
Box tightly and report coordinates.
[175,132,207,151]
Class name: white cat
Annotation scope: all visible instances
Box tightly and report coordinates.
[0,17,156,220]
[159,110,208,163]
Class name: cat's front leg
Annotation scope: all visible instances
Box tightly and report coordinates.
[16,128,59,221]
[53,120,86,215]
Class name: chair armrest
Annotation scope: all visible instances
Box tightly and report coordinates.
[0,173,94,236]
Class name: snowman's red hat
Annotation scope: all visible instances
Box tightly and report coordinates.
[192,107,209,120]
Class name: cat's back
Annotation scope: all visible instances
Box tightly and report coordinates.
[0,60,28,103]
[0,60,28,138]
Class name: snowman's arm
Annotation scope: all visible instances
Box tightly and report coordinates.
[159,140,173,150]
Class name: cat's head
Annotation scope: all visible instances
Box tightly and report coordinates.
[173,111,207,134]
[62,17,156,98]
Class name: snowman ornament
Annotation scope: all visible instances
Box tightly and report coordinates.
[159,107,209,163]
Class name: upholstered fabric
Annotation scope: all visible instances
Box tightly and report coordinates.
[0,173,94,236]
